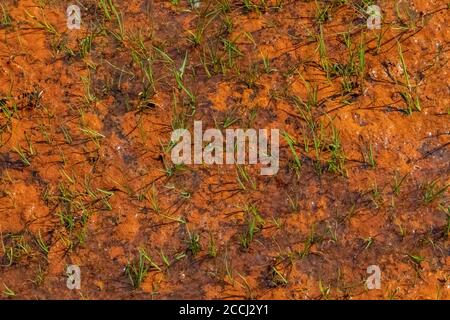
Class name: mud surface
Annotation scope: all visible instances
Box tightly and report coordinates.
[0,0,449,299]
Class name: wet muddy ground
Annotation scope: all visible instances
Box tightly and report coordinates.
[0,0,448,299]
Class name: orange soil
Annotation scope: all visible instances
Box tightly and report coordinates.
[0,0,448,299]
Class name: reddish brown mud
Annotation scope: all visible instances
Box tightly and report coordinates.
[0,0,448,299]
